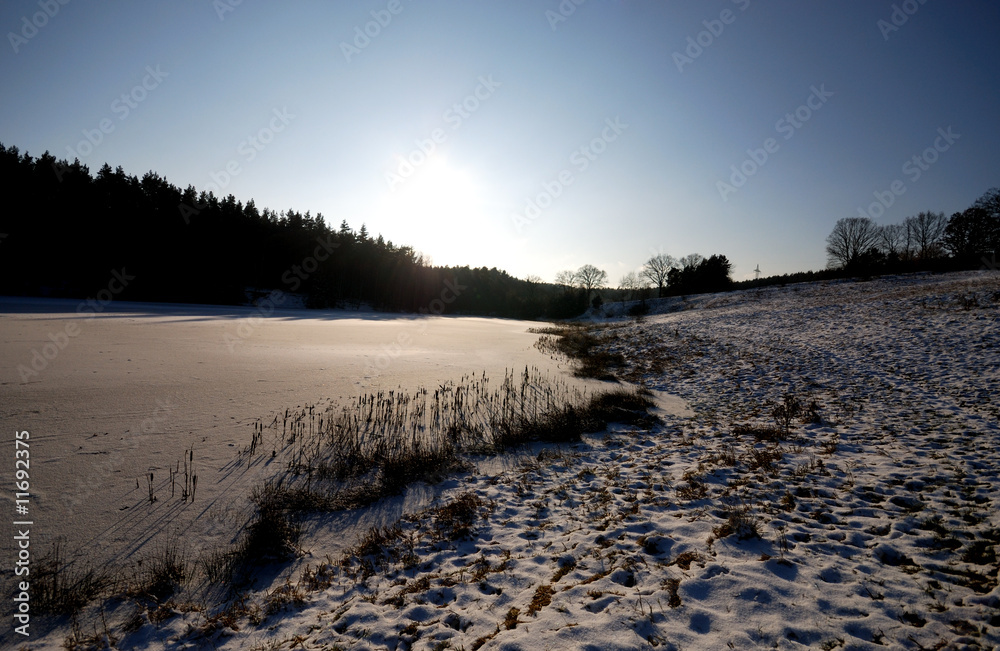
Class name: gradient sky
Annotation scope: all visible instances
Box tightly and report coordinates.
[2,1,998,283]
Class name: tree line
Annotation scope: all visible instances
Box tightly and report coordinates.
[555,253,734,310]
[0,144,594,320]
[825,188,999,274]
[23,142,984,322]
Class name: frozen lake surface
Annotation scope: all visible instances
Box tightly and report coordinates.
[0,297,589,578]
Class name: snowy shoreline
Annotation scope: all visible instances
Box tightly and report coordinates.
[18,271,1000,649]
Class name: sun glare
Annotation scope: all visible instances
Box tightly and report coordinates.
[375,155,492,267]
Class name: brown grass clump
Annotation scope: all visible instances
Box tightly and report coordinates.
[433,492,486,541]
[733,423,786,442]
[668,551,704,571]
[663,578,682,608]
[746,445,783,475]
[711,499,762,540]
[552,557,577,583]
[126,545,188,604]
[676,478,708,501]
[532,323,626,380]
[503,606,521,629]
[527,584,555,616]
[263,578,305,616]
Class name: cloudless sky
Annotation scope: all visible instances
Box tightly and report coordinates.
[2,1,998,283]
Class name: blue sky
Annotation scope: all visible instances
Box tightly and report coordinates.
[2,1,998,283]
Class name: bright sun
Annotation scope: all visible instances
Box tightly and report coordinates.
[375,155,491,266]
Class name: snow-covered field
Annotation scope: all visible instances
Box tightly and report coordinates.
[12,271,1000,649]
[0,298,584,646]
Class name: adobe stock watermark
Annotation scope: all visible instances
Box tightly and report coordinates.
[384,75,501,192]
[64,393,166,515]
[224,234,339,351]
[12,428,32,637]
[856,126,960,220]
[281,234,340,292]
[340,0,405,63]
[179,107,294,224]
[545,0,587,31]
[62,65,169,161]
[717,84,833,202]
[140,396,178,434]
[223,290,288,352]
[673,0,751,73]
[213,0,244,21]
[7,0,71,54]
[877,0,929,41]
[511,116,628,234]
[16,269,135,383]
[364,277,467,375]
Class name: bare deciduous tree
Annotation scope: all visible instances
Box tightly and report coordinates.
[878,223,907,258]
[642,253,676,298]
[679,253,704,270]
[574,264,608,296]
[905,211,947,260]
[554,270,576,287]
[826,217,880,268]
[618,271,649,302]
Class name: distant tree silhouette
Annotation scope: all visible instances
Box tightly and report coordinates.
[554,270,576,287]
[679,253,704,271]
[642,253,676,298]
[666,253,732,295]
[944,206,998,262]
[976,189,1000,258]
[825,194,1000,277]
[877,223,907,260]
[973,187,1000,218]
[905,211,947,260]
[618,271,644,303]
[573,264,608,297]
[963,187,1000,260]
[698,254,734,291]
[826,217,880,269]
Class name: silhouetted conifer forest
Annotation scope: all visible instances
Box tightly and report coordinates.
[0,145,589,319]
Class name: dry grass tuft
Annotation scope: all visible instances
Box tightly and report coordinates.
[527,584,554,616]
[663,578,682,608]
[433,492,486,541]
[532,324,626,380]
[668,551,704,571]
[33,541,111,616]
[712,499,762,540]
